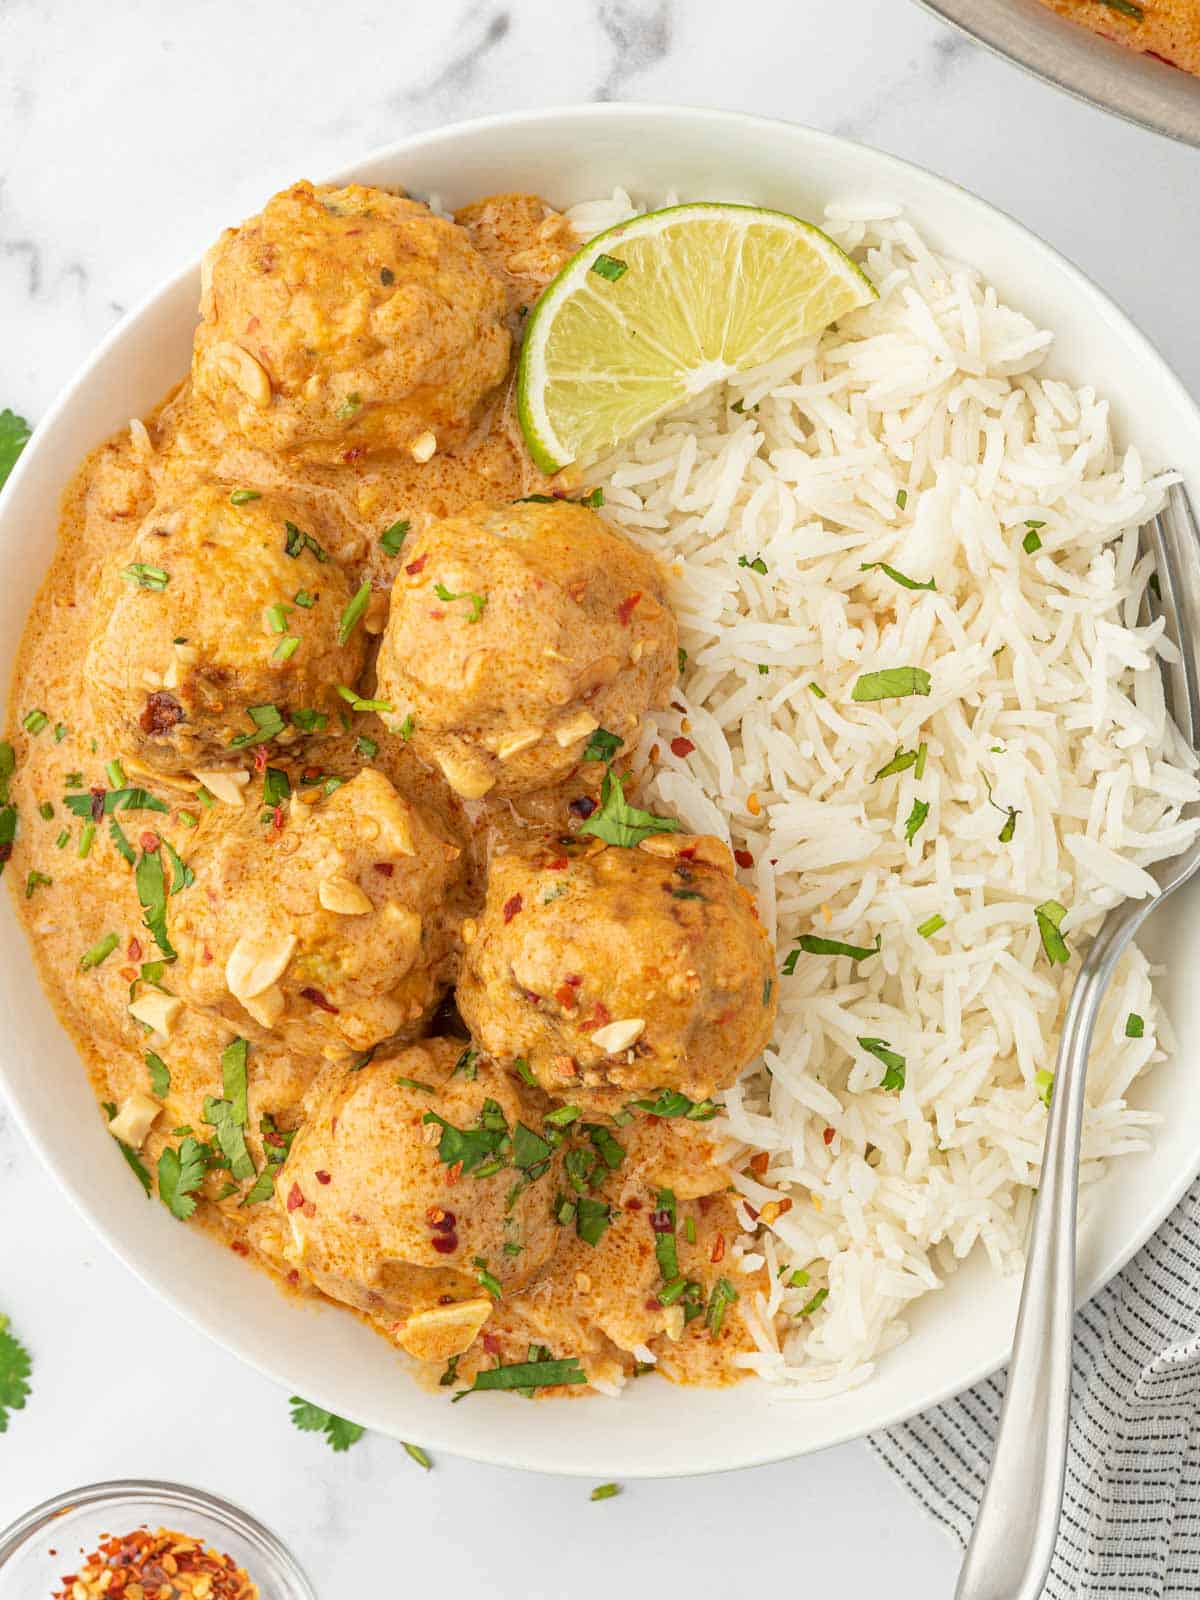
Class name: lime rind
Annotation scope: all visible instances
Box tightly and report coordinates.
[517,202,877,474]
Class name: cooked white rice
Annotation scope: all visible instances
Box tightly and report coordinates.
[565,191,1200,1395]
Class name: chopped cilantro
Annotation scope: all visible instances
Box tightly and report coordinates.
[433,581,487,623]
[120,563,170,591]
[583,727,623,763]
[379,519,410,556]
[859,561,935,592]
[858,1036,906,1091]
[146,1050,171,1097]
[905,798,930,844]
[738,554,768,576]
[1126,1012,1145,1039]
[1034,900,1071,966]
[851,667,932,702]
[579,769,679,849]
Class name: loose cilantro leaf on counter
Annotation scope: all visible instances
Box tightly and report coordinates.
[0,410,31,490]
[579,769,679,849]
[289,1396,366,1452]
[157,1136,208,1220]
[0,1313,32,1432]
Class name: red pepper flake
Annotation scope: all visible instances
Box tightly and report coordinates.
[432,1233,459,1254]
[617,592,642,625]
[555,983,579,1011]
[823,1126,836,1146]
[315,1170,332,1185]
[231,1239,250,1256]
[734,848,754,870]
[89,786,106,822]
[446,1159,463,1186]
[582,1001,610,1029]
[670,736,695,758]
[677,844,697,860]
[749,1151,770,1177]
[139,830,160,851]
[374,861,395,876]
[287,1182,305,1212]
[545,855,569,871]
[303,765,321,783]
[503,892,523,923]
[299,985,340,1014]
[127,937,143,961]
[711,1233,726,1264]
[482,1331,502,1355]
[52,1527,255,1600]
[405,553,428,576]
[343,445,367,463]
[551,1054,578,1080]
[287,1269,301,1287]
[625,1197,643,1211]
[253,744,269,772]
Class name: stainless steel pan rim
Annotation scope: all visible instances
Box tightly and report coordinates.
[915,0,1200,148]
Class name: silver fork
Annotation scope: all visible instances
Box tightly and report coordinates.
[956,483,1200,1600]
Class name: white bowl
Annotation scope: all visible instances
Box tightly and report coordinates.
[3,104,1199,1478]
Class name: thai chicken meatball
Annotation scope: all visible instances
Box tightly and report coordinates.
[85,483,367,774]
[192,180,511,461]
[374,499,678,799]
[457,832,777,1104]
[169,770,464,1060]
[277,1040,563,1361]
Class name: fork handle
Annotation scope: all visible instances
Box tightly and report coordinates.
[955,898,1147,1600]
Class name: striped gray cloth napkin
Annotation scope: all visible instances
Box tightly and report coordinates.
[872,1175,1200,1596]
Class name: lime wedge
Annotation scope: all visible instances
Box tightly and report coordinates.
[517,202,876,473]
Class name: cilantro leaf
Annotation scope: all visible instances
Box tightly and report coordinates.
[1126,1012,1145,1039]
[859,562,936,592]
[0,410,31,490]
[582,727,623,763]
[1035,900,1071,966]
[851,667,932,702]
[452,1357,587,1399]
[135,847,176,960]
[858,1036,906,1090]
[422,1109,508,1174]
[157,1136,208,1220]
[0,1314,32,1433]
[579,769,679,849]
[289,1396,366,1451]
[146,1050,171,1097]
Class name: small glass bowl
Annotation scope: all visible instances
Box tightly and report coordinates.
[0,1480,316,1599]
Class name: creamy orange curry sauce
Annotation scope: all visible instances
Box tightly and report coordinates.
[3,182,778,1398]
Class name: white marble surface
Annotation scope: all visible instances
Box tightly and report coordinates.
[2,1,1199,1594]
